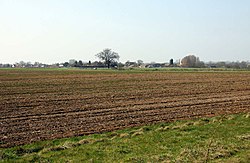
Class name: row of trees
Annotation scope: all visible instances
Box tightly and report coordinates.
[62,49,120,68]
[0,49,119,68]
[1,49,249,69]
[97,50,249,69]
[180,55,250,69]
[206,61,250,69]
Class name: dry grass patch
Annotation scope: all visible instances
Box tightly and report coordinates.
[119,133,130,138]
[78,138,95,145]
[131,131,144,137]
[244,113,250,118]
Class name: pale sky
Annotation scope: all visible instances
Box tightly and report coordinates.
[0,0,250,64]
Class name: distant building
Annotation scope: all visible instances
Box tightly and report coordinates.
[125,61,137,67]
[145,63,162,68]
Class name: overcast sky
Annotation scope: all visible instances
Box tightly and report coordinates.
[0,0,250,64]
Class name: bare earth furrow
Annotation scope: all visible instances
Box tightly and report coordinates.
[0,70,250,147]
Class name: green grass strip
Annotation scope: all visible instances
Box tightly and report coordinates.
[1,113,250,162]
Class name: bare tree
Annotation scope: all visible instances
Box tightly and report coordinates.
[181,55,204,68]
[95,49,120,68]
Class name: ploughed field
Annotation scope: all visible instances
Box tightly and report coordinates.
[1,69,250,147]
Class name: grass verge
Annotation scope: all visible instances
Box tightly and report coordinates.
[1,113,250,162]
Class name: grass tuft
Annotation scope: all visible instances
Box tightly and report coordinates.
[245,113,250,118]
[237,134,250,140]
[163,126,171,130]
[119,133,130,138]
[131,131,144,137]
[78,138,95,145]
[155,127,165,132]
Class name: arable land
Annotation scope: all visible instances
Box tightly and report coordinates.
[0,69,250,148]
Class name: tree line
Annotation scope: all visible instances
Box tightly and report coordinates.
[1,49,250,69]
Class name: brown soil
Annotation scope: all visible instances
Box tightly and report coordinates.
[1,69,250,147]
